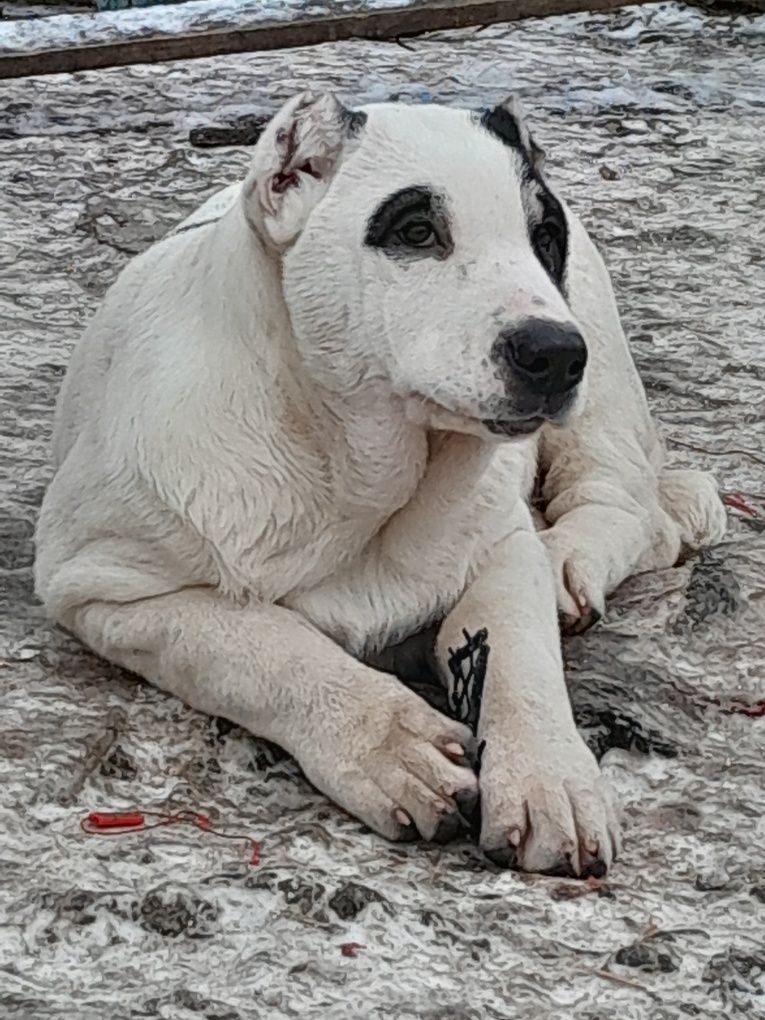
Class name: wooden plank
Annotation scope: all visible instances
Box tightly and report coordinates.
[0,0,656,79]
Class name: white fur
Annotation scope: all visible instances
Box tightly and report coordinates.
[35,93,726,873]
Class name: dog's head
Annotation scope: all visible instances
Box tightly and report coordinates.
[243,92,587,439]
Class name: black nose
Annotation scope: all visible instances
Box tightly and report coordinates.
[500,320,588,397]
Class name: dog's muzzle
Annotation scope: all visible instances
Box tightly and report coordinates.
[496,319,588,397]
[483,318,587,437]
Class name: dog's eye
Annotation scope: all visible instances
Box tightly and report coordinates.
[526,181,568,287]
[398,219,437,248]
[366,187,453,261]
[533,219,561,250]
[531,216,566,284]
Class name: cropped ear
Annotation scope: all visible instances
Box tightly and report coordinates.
[243,92,365,250]
[481,95,545,172]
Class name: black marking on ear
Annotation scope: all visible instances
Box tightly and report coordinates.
[479,104,525,150]
[446,628,490,733]
[341,106,367,136]
[479,103,551,182]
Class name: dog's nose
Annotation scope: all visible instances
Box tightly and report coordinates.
[500,320,587,397]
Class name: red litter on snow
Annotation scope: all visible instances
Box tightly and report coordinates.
[729,699,765,718]
[81,809,262,863]
[86,811,145,829]
[340,943,365,958]
[723,492,763,518]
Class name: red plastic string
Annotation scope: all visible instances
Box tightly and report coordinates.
[80,809,261,864]
[723,492,762,518]
[729,699,765,719]
[708,696,765,719]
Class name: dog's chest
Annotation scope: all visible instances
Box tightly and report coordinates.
[249,411,428,598]
[328,411,428,519]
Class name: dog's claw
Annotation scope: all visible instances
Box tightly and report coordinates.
[431,812,463,845]
[441,733,478,769]
[393,808,419,842]
[562,603,602,636]
[397,824,419,842]
[484,842,519,869]
[544,852,578,879]
[455,785,480,827]
[583,857,608,879]
[581,838,608,878]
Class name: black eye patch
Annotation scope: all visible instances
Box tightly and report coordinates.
[365,186,453,261]
[528,186,568,289]
[476,104,569,290]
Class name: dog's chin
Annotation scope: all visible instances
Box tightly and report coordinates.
[403,395,544,441]
[480,416,546,439]
[403,396,489,437]
[402,389,581,440]
[483,397,580,439]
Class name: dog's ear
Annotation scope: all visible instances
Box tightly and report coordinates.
[481,95,545,172]
[243,92,363,250]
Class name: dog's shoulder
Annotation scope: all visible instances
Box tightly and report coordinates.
[168,183,243,239]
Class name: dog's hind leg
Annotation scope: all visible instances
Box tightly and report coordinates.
[66,588,477,843]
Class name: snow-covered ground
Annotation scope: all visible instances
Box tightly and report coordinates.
[1,3,764,1018]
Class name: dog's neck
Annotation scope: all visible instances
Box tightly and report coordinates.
[212,206,430,516]
[310,378,431,515]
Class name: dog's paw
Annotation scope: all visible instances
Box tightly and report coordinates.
[659,468,727,550]
[540,527,608,628]
[478,729,620,876]
[302,688,479,845]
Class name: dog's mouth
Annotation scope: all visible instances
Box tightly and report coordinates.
[481,390,578,438]
[404,390,576,439]
[481,416,545,437]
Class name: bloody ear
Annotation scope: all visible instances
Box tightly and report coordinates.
[243,92,363,250]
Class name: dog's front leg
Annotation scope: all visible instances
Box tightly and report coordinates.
[435,519,620,876]
[538,486,671,627]
[68,589,478,842]
[539,214,726,626]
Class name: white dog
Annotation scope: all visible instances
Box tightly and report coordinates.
[35,93,726,876]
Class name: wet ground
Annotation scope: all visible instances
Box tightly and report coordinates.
[1,3,765,1018]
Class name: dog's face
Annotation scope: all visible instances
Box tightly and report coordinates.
[246,94,587,439]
